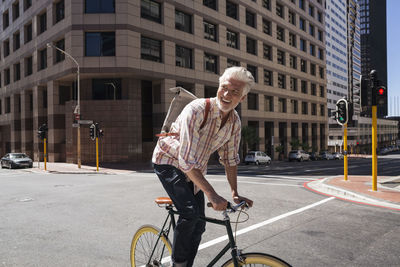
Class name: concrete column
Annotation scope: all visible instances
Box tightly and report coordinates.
[194,83,205,98]
[10,94,21,152]
[47,80,66,161]
[20,90,34,157]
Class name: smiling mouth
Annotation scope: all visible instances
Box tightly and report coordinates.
[221,98,231,104]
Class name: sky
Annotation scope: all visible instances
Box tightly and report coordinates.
[387,0,400,115]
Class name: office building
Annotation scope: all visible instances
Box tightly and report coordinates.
[0,0,327,163]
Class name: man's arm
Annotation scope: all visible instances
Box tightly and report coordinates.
[185,168,228,210]
[225,165,253,207]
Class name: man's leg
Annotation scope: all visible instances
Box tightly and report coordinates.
[154,164,205,266]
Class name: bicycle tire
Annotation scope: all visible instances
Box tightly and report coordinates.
[130,224,172,267]
[221,252,291,267]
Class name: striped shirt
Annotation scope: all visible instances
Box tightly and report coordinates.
[152,97,241,176]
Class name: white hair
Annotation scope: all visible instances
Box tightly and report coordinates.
[219,67,255,95]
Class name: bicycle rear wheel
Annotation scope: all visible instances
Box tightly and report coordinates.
[130,224,172,267]
[221,252,291,267]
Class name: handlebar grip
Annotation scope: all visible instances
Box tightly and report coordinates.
[206,202,213,208]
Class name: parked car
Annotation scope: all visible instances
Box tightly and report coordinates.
[1,153,33,169]
[333,152,344,160]
[245,151,271,165]
[309,152,321,161]
[320,151,335,160]
[288,150,310,162]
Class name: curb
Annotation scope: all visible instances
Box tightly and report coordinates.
[305,178,400,211]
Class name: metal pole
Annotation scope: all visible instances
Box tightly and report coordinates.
[46,43,81,168]
[96,137,99,172]
[344,124,348,181]
[44,137,47,171]
[372,105,377,191]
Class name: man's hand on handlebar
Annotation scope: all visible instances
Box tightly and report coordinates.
[233,195,253,208]
[208,193,228,211]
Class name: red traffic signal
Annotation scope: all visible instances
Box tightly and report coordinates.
[377,87,385,95]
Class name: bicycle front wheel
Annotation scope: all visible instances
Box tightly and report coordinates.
[222,252,291,267]
[130,225,172,267]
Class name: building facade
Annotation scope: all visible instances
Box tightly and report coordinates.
[0,0,327,163]
[359,0,387,117]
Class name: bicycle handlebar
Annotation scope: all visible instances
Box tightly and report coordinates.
[207,201,249,212]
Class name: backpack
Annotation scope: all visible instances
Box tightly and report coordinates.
[156,87,211,137]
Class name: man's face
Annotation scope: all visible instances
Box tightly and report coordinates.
[216,77,247,115]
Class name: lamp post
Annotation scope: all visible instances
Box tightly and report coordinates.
[105,82,116,100]
[47,43,81,168]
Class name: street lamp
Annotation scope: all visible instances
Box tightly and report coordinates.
[47,42,81,168]
[105,82,117,100]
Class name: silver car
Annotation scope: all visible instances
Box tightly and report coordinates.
[245,151,271,165]
[333,152,344,160]
[1,153,33,169]
[288,150,310,162]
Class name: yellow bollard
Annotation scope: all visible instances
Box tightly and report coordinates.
[344,124,348,181]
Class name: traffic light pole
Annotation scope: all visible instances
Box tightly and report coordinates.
[344,124,348,181]
[44,138,47,171]
[372,105,378,191]
[96,137,99,172]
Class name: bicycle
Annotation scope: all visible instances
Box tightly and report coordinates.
[130,197,291,267]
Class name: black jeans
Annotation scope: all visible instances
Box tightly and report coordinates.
[154,164,206,267]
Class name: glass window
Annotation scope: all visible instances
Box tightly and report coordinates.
[141,36,162,62]
[86,0,115,13]
[264,95,273,112]
[277,50,285,65]
[55,39,65,63]
[3,39,10,57]
[263,19,271,35]
[55,0,65,23]
[85,32,116,56]
[299,17,305,31]
[289,10,296,25]
[262,0,270,10]
[176,45,192,69]
[226,1,238,20]
[24,23,32,44]
[291,99,298,114]
[290,55,297,69]
[92,79,122,100]
[309,5,314,17]
[301,80,307,93]
[38,12,47,34]
[290,77,297,91]
[264,69,273,86]
[13,1,20,21]
[263,43,272,60]
[248,93,258,110]
[279,98,287,113]
[310,63,316,75]
[300,59,307,72]
[13,32,20,51]
[320,85,325,97]
[38,48,47,70]
[203,0,217,10]
[309,43,315,56]
[247,64,257,83]
[4,69,10,85]
[311,83,316,95]
[14,63,21,81]
[276,3,284,18]
[246,10,256,28]
[24,0,32,11]
[289,32,296,47]
[141,0,161,23]
[226,30,238,49]
[276,26,285,42]
[25,56,33,76]
[3,10,9,30]
[309,24,314,36]
[227,58,240,67]
[204,53,218,74]
[204,20,217,41]
[246,37,257,55]
[300,38,306,52]
[311,103,317,115]
[175,10,192,33]
[320,104,325,116]
[278,74,286,89]
[302,102,308,114]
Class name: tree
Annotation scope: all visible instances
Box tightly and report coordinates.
[302,142,310,152]
[290,139,301,150]
[241,126,259,159]
[275,144,284,161]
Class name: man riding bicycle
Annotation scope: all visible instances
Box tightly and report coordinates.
[152,66,254,267]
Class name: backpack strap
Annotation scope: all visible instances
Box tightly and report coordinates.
[156,98,211,137]
[200,98,210,130]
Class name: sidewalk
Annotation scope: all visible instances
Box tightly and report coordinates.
[305,175,400,211]
[25,162,152,175]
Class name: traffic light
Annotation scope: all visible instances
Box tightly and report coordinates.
[98,129,104,138]
[37,124,48,140]
[336,99,348,125]
[89,123,97,140]
[375,85,386,106]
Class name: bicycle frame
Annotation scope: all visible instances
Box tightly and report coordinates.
[151,205,242,267]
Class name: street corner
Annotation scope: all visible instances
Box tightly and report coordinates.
[304,176,400,211]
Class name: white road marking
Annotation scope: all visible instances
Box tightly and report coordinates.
[208,178,301,187]
[198,197,335,251]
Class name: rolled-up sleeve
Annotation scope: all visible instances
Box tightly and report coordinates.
[178,102,204,172]
[218,117,241,166]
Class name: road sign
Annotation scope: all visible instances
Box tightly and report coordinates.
[72,123,79,128]
[78,120,93,125]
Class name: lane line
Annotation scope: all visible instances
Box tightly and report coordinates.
[198,197,335,251]
[208,179,301,187]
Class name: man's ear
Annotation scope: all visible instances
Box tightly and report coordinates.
[240,94,247,102]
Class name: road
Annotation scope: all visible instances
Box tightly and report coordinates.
[0,157,399,267]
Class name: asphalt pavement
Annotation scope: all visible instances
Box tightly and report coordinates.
[23,160,400,211]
